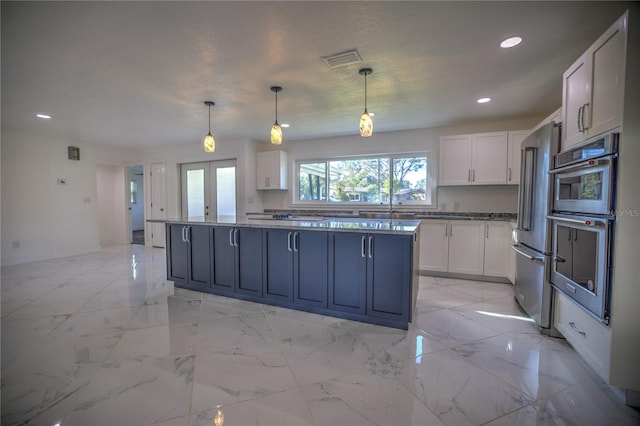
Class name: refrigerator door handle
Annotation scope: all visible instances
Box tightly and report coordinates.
[518,147,537,231]
[511,244,545,263]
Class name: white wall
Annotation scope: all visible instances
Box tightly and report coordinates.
[96,164,128,246]
[257,116,542,213]
[139,138,263,222]
[1,131,141,266]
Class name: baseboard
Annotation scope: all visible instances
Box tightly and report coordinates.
[419,269,511,284]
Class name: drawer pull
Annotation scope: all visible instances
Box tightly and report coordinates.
[569,321,587,337]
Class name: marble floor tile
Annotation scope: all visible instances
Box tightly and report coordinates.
[452,332,595,401]
[190,343,297,412]
[191,388,315,426]
[64,354,194,426]
[3,247,639,426]
[397,348,533,425]
[301,370,443,426]
[412,308,501,348]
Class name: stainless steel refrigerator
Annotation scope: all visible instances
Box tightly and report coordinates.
[511,122,560,329]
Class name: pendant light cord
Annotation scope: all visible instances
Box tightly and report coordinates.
[275,90,278,123]
[208,103,211,132]
[364,73,368,112]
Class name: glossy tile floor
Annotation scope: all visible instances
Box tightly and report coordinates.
[2,245,639,426]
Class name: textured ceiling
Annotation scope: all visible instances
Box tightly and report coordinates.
[1,1,631,148]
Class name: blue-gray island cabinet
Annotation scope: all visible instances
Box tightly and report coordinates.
[161,217,420,329]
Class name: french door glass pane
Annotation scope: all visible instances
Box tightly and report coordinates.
[216,166,236,219]
[186,169,205,220]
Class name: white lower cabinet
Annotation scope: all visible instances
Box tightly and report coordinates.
[448,221,485,275]
[419,219,512,278]
[554,290,612,382]
[483,221,512,278]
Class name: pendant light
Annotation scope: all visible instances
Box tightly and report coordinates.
[359,68,373,137]
[270,86,283,145]
[203,101,215,152]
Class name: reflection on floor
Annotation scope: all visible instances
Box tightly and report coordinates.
[132,229,144,245]
[2,244,639,426]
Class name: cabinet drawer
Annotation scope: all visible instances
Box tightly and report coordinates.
[554,290,611,381]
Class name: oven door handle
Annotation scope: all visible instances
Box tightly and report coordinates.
[546,215,606,228]
[511,244,546,263]
[549,156,615,174]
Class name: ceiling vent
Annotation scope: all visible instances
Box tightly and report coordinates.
[322,49,362,68]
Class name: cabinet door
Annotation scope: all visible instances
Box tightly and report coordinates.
[588,15,625,139]
[471,132,508,185]
[187,225,212,288]
[263,229,294,302]
[418,220,449,272]
[328,232,367,314]
[167,224,188,284]
[235,228,263,297]
[367,234,411,321]
[483,221,512,278]
[294,231,328,308]
[212,227,237,293]
[448,221,485,275]
[507,130,529,185]
[256,151,288,190]
[439,135,472,186]
[562,55,590,150]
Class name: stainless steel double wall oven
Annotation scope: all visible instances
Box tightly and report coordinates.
[548,132,619,323]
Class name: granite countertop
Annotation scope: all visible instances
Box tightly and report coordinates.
[261,209,517,222]
[148,216,421,235]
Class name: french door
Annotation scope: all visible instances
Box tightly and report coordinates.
[181,160,237,221]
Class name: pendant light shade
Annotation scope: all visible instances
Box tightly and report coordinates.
[203,101,215,152]
[359,68,373,137]
[270,86,283,145]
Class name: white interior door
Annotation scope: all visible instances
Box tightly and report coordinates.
[150,162,167,247]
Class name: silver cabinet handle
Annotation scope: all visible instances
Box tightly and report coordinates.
[582,103,590,130]
[185,226,190,243]
[229,229,234,247]
[368,236,373,259]
[508,167,512,182]
[444,223,448,237]
[485,224,489,238]
[234,229,239,247]
[293,232,298,252]
[468,169,471,182]
[449,223,453,237]
[578,105,584,132]
[287,232,292,252]
[181,226,186,242]
[472,169,475,182]
[569,321,586,336]
[361,236,366,258]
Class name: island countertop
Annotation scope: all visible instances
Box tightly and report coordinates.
[148,216,421,235]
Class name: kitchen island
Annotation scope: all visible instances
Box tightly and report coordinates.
[152,216,420,329]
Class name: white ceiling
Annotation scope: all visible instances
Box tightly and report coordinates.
[1,1,630,148]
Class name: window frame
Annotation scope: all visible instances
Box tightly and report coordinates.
[294,151,436,208]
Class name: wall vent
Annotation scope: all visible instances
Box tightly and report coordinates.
[322,49,362,68]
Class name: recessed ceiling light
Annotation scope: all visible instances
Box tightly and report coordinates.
[500,36,522,49]
[477,97,491,104]
[281,123,290,128]
[36,113,52,119]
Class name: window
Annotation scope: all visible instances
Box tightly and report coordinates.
[130,181,138,204]
[297,153,433,206]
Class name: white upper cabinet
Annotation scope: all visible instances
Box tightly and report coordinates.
[256,151,288,190]
[438,134,473,185]
[506,130,530,185]
[439,131,508,186]
[562,13,627,150]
